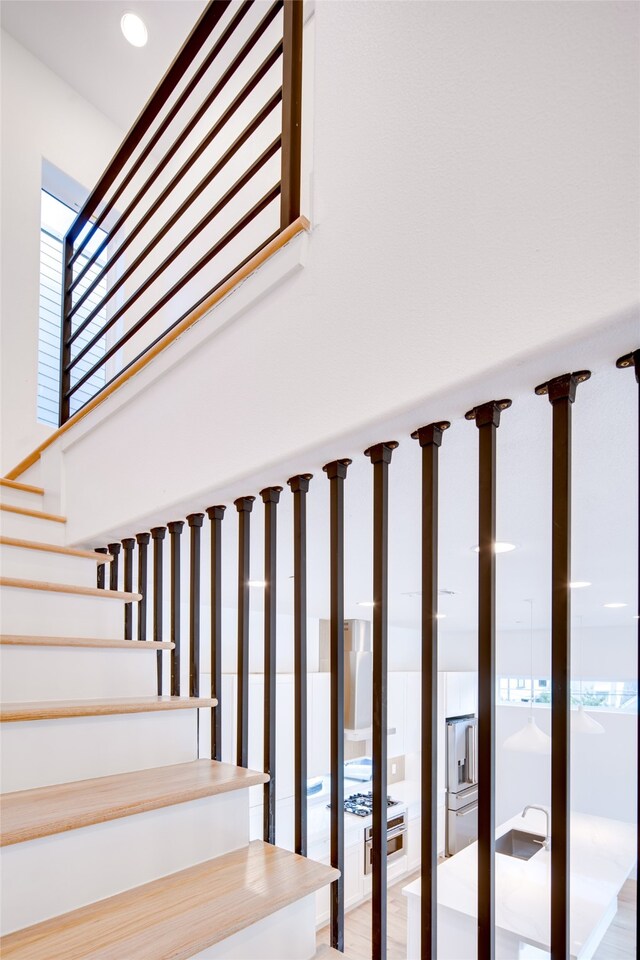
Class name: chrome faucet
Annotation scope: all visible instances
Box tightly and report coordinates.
[522,805,551,850]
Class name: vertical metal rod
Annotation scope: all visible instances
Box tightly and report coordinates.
[58,234,73,425]
[411,422,450,960]
[260,486,282,843]
[151,527,166,694]
[235,496,255,767]
[287,473,312,857]
[96,547,108,589]
[168,521,184,696]
[187,514,205,698]
[108,542,121,592]
[122,538,135,641]
[616,348,640,958]
[323,458,352,952]
[465,399,511,960]
[364,441,398,960]
[536,371,590,960]
[280,0,303,229]
[136,533,150,642]
[207,506,225,761]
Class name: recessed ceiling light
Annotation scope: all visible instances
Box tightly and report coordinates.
[248,580,267,588]
[121,12,148,47]
[603,602,627,609]
[473,542,516,554]
[357,601,375,607]
[570,581,591,589]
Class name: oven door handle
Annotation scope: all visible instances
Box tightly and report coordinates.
[386,825,407,840]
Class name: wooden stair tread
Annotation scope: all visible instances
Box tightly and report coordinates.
[0,536,113,561]
[0,503,65,523]
[0,840,339,960]
[0,578,140,601]
[315,946,354,959]
[1,696,217,722]
[1,760,269,846]
[0,635,173,650]
[0,478,44,496]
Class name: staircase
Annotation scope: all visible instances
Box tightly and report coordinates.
[0,477,338,959]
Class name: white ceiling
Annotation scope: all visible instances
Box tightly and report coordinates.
[0,0,208,130]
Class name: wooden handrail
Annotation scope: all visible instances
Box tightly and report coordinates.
[5,217,309,480]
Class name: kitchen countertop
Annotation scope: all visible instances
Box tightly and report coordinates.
[403,808,636,958]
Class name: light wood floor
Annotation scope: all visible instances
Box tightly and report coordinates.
[317,874,636,960]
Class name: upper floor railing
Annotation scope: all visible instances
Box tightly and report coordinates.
[59,0,303,425]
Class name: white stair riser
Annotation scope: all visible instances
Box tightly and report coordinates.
[193,894,317,960]
[0,544,105,586]
[0,488,43,510]
[1,790,250,934]
[0,586,128,637]
[0,645,158,701]
[0,709,200,791]
[0,512,65,543]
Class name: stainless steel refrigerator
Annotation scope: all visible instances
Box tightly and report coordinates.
[445,714,478,856]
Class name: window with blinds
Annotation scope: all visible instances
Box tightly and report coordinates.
[38,191,108,426]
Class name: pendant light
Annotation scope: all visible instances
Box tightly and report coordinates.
[571,616,604,735]
[503,600,551,755]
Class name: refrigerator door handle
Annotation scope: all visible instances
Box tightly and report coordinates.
[456,800,478,817]
[466,723,476,784]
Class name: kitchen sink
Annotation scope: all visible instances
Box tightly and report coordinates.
[495,829,546,860]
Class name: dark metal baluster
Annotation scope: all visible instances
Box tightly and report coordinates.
[364,441,398,960]
[207,506,226,761]
[151,527,166,694]
[411,422,450,960]
[465,399,511,960]
[235,497,255,767]
[287,473,312,857]
[136,533,150,642]
[616,348,640,957]
[323,458,352,951]
[187,514,204,699]
[260,486,282,843]
[96,547,108,589]
[108,542,121,592]
[122,538,135,641]
[168,521,184,697]
[58,233,73,425]
[281,0,303,229]
[535,371,590,960]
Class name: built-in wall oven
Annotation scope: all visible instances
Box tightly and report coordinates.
[446,714,478,856]
[364,811,407,874]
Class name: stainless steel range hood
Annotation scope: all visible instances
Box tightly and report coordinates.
[319,619,395,741]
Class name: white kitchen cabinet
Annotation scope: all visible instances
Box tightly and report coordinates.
[405,808,445,872]
[312,840,364,926]
[445,672,477,719]
[222,674,294,802]
[308,673,331,779]
[404,672,421,756]
[406,816,421,873]
[387,672,406,758]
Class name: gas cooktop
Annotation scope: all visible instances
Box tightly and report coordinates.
[342,792,400,818]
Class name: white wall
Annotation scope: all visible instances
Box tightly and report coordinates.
[440,625,637,681]
[0,32,123,471]
[3,1,638,520]
[496,704,637,825]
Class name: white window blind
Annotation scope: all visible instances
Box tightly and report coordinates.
[38,191,108,426]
